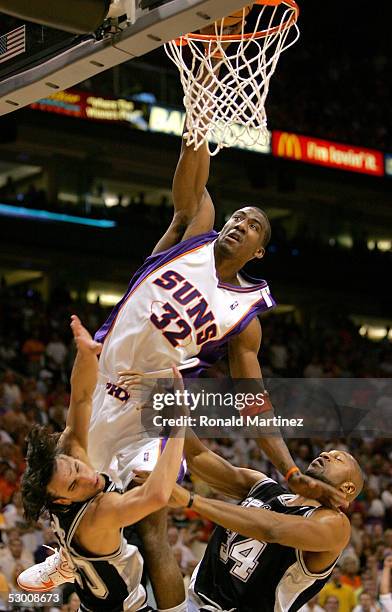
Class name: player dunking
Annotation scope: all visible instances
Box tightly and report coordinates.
[21,129,345,604]
[86,133,346,609]
[19,37,344,610]
[168,431,364,612]
[18,316,186,611]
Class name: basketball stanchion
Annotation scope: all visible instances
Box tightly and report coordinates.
[165,0,300,155]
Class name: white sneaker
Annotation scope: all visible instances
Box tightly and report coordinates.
[17,546,75,592]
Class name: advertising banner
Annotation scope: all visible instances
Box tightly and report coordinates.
[30,89,149,129]
[272,131,384,176]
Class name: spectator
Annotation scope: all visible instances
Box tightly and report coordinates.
[1,371,22,410]
[350,512,365,556]
[167,526,196,574]
[379,556,392,612]
[352,591,380,612]
[304,355,324,378]
[0,466,19,506]
[34,526,57,563]
[268,334,289,374]
[0,569,9,605]
[366,488,385,520]
[319,566,356,612]
[323,595,340,611]
[45,332,68,374]
[299,594,325,611]
[0,537,33,585]
[21,330,46,376]
[341,556,363,594]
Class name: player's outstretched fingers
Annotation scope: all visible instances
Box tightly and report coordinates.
[70,313,82,331]
[70,314,102,355]
[117,370,145,387]
[117,374,143,389]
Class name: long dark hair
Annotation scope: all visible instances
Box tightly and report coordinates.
[21,426,61,522]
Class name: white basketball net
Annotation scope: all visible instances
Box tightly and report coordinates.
[165,1,299,155]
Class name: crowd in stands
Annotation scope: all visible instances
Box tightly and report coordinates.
[269,44,390,151]
[0,284,391,611]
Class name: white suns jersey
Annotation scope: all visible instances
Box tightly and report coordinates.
[95,231,276,378]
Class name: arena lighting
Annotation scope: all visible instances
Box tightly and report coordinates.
[0,203,116,227]
[367,239,391,252]
[377,240,391,252]
[359,326,392,342]
[87,290,123,306]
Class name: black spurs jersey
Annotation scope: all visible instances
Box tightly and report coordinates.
[190,478,338,612]
[50,474,146,612]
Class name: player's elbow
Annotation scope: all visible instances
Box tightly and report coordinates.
[142,486,170,512]
[264,525,281,544]
[257,518,283,544]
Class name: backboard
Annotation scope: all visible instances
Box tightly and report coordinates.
[0,0,254,116]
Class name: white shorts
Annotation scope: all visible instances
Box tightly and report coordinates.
[88,380,186,489]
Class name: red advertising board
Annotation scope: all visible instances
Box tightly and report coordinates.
[272,131,384,177]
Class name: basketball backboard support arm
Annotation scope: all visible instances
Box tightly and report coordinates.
[0,0,251,116]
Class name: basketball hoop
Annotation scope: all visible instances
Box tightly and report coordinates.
[165,0,300,155]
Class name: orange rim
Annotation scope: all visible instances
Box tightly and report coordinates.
[174,0,299,45]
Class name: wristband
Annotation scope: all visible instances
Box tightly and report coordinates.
[285,466,300,482]
[187,491,195,508]
[241,391,273,418]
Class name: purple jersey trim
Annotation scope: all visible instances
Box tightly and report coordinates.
[218,269,268,293]
[193,295,276,372]
[95,231,218,343]
[94,230,275,346]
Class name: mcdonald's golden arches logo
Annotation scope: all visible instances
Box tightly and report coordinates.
[276,132,302,159]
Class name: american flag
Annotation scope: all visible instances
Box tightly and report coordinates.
[0,25,26,65]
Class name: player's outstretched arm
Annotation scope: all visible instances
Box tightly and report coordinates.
[152,139,215,255]
[63,315,102,452]
[229,318,301,475]
[229,318,347,510]
[96,430,185,528]
[171,487,350,553]
[185,429,263,499]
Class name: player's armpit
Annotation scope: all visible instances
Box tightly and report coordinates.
[152,189,215,254]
